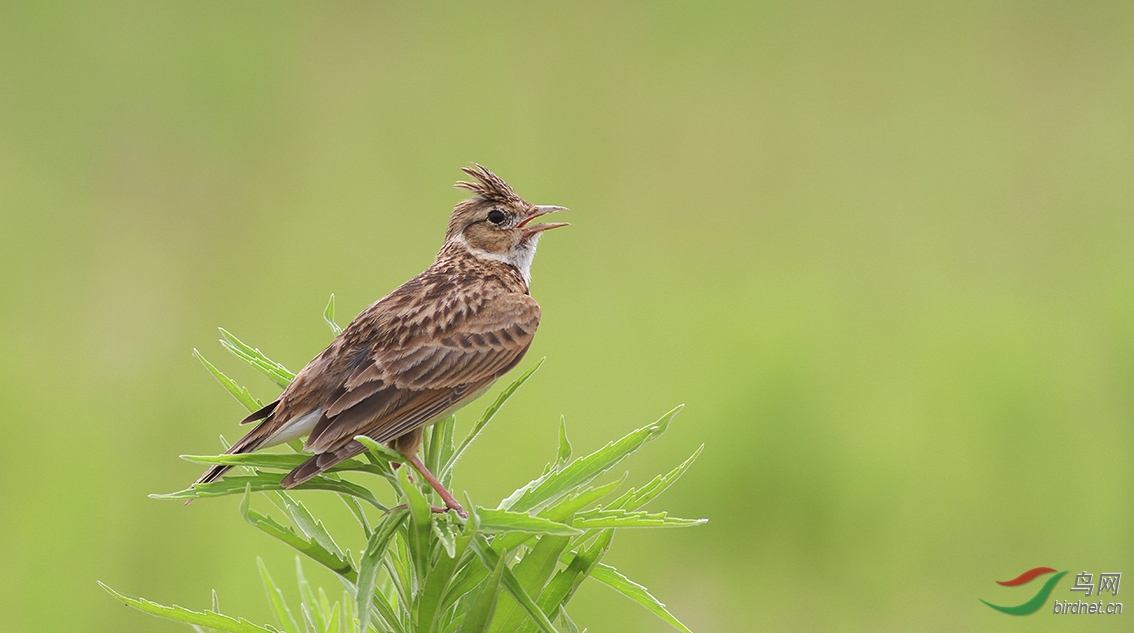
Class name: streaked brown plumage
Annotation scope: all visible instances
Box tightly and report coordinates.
[192,165,567,516]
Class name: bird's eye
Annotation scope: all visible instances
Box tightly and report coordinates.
[487,210,506,225]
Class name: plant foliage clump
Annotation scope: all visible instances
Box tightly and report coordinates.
[102,295,706,633]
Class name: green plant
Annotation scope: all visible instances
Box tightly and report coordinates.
[101,295,706,633]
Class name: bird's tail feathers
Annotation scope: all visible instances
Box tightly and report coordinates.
[191,421,274,488]
[281,440,369,488]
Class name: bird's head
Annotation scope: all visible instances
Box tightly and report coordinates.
[444,164,567,282]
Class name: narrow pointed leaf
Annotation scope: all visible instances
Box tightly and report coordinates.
[438,416,457,486]
[556,418,572,466]
[418,516,478,633]
[299,605,317,633]
[535,529,614,623]
[354,435,407,464]
[493,476,625,552]
[296,559,328,633]
[608,445,704,511]
[322,602,340,633]
[218,328,295,387]
[277,491,345,558]
[239,487,355,580]
[340,493,373,538]
[99,582,279,633]
[323,294,343,336]
[542,476,627,522]
[488,535,571,633]
[444,360,544,478]
[357,510,408,633]
[195,350,261,412]
[476,508,581,536]
[153,472,386,509]
[556,608,582,633]
[397,465,434,583]
[590,564,693,633]
[470,538,560,633]
[457,553,506,633]
[322,603,337,633]
[501,406,682,513]
[571,508,707,529]
[258,558,300,633]
[432,519,458,559]
[425,416,454,474]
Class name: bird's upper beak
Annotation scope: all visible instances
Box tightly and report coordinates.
[519,205,569,237]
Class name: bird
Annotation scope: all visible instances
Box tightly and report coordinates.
[191,165,567,517]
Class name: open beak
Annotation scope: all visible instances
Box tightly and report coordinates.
[519,205,569,237]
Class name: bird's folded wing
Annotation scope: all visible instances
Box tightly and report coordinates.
[304,293,540,453]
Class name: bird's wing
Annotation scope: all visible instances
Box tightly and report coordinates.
[303,292,541,454]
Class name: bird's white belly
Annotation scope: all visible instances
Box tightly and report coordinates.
[263,407,323,448]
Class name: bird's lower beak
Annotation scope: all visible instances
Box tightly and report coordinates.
[519,205,569,237]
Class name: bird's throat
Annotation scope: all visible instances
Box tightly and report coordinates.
[448,233,540,286]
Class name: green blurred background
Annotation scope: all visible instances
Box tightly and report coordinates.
[2,2,1132,631]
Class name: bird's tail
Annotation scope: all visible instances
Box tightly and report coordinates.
[280,440,369,488]
[191,420,274,488]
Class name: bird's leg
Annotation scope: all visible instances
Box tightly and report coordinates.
[406,453,467,518]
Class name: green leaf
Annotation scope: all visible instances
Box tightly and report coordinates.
[339,493,373,538]
[295,558,328,633]
[276,491,345,559]
[531,530,614,629]
[418,515,478,633]
[457,551,506,633]
[501,406,682,513]
[432,519,458,559]
[571,508,707,529]
[397,465,434,584]
[354,435,408,465]
[556,418,572,466]
[195,349,262,412]
[324,294,343,337]
[218,328,296,388]
[357,510,408,633]
[98,582,279,633]
[608,444,704,511]
[444,360,544,478]
[541,475,627,523]
[424,416,454,474]
[590,564,693,633]
[181,453,387,478]
[470,538,560,633]
[555,608,581,633]
[492,476,625,553]
[488,535,570,633]
[475,508,582,536]
[239,487,355,581]
[323,602,340,633]
[438,416,457,486]
[316,588,335,632]
[153,472,387,510]
[258,558,300,633]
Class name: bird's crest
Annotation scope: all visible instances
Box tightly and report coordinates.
[455,164,523,204]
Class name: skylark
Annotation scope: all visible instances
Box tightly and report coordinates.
[192,165,567,517]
